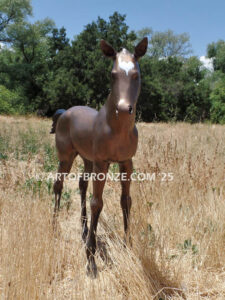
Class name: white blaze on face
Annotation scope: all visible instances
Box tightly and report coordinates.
[118,55,134,76]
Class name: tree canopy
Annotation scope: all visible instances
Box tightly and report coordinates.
[0,0,32,42]
[0,2,224,123]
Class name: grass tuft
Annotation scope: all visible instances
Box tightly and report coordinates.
[0,116,225,299]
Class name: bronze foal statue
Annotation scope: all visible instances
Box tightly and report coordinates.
[51,37,148,277]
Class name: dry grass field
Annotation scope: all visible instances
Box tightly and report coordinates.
[0,115,225,299]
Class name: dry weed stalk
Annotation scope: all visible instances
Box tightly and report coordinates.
[0,116,224,299]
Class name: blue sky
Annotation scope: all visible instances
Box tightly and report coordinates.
[30,0,225,57]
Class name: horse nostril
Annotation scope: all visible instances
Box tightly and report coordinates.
[128,105,133,114]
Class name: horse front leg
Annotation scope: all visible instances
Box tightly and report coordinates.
[119,159,133,245]
[86,161,109,278]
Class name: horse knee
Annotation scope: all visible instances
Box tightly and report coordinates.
[90,197,103,214]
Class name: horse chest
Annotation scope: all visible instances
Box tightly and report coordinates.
[94,131,137,162]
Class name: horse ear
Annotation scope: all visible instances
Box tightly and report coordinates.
[134,37,148,59]
[100,40,116,59]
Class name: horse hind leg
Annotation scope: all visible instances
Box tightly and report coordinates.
[54,152,77,214]
[79,158,93,242]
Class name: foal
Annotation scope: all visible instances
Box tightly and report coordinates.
[51,37,148,277]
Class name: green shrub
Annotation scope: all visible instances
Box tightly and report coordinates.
[0,85,16,114]
[210,78,225,124]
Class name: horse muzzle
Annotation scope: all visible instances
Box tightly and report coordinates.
[116,99,133,115]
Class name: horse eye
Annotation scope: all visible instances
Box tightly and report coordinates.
[111,71,118,79]
[132,72,139,80]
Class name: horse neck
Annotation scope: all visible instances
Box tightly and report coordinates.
[105,93,136,133]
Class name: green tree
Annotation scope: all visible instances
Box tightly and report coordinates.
[178,57,211,122]
[138,55,210,122]
[136,27,153,42]
[0,19,54,112]
[207,40,225,73]
[138,28,192,58]
[0,0,32,42]
[138,56,182,121]
[49,27,69,58]
[209,74,225,123]
[44,12,137,113]
[0,84,22,114]
[0,3,214,122]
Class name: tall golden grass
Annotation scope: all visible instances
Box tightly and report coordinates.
[0,115,224,299]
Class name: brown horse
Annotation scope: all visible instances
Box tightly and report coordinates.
[51,37,148,277]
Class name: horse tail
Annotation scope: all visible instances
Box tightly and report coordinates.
[50,109,66,134]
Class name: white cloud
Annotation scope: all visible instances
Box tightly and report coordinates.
[0,42,13,52]
[0,42,6,51]
[200,56,214,71]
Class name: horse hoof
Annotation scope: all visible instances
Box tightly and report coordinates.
[86,262,98,278]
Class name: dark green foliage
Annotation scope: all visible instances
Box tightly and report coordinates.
[207,40,225,123]
[44,12,137,113]
[49,27,69,57]
[207,40,225,73]
[138,55,211,122]
[209,75,225,124]
[0,1,224,123]
[0,18,55,113]
[0,85,22,114]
